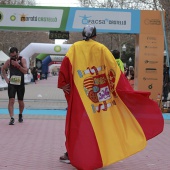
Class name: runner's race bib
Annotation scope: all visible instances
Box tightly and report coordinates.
[10,75,21,85]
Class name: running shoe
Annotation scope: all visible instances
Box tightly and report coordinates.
[59,152,70,164]
[18,114,23,123]
[9,117,15,125]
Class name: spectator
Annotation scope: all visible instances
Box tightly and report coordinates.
[111,50,124,72]
[32,67,38,84]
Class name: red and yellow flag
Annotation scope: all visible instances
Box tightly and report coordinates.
[58,39,164,170]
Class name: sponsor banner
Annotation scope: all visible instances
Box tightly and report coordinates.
[135,10,164,101]
[0,6,140,33]
[50,55,64,62]
[0,5,69,31]
[66,7,140,33]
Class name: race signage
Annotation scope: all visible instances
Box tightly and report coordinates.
[49,31,69,39]
[0,5,69,31]
[0,5,140,33]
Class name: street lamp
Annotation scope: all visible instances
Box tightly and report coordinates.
[122,44,126,52]
[129,57,132,63]
[121,44,126,61]
[129,57,132,66]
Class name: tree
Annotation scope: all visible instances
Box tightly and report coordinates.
[76,0,170,62]
[0,0,35,5]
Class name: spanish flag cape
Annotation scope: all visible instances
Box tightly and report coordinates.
[58,39,164,170]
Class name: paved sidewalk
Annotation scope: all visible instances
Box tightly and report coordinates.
[0,117,169,170]
[0,76,67,109]
[0,76,170,170]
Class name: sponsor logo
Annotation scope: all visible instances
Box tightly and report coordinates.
[145,68,157,73]
[148,84,153,89]
[79,14,127,25]
[9,13,57,23]
[144,19,161,25]
[54,46,61,52]
[144,60,158,64]
[52,56,64,61]
[147,36,156,40]
[20,14,57,22]
[0,11,3,22]
[144,53,157,57]
[146,36,157,44]
[10,15,16,21]
[143,77,158,81]
[144,45,157,49]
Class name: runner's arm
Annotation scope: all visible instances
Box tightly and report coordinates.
[1,60,10,84]
[20,58,28,74]
[11,57,28,74]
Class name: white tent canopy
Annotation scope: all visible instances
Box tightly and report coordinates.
[0,50,9,65]
[20,43,72,67]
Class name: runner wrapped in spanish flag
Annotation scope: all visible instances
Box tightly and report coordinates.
[58,25,164,170]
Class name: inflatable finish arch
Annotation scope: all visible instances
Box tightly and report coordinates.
[41,55,64,75]
[19,43,72,68]
[36,53,49,61]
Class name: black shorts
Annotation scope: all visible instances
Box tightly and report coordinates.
[8,84,25,100]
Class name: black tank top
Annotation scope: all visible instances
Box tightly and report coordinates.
[9,56,24,85]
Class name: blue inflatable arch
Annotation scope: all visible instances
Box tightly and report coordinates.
[41,55,65,76]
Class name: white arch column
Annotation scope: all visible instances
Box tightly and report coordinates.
[20,43,72,67]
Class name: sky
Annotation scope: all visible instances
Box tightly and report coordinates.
[36,0,80,44]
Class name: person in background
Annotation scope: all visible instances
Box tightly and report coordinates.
[124,67,129,78]
[45,71,48,80]
[0,63,3,79]
[0,63,3,75]
[32,67,38,84]
[1,47,28,125]
[128,69,134,88]
[111,50,124,73]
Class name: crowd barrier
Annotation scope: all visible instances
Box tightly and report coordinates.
[0,76,8,90]
[24,74,32,84]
